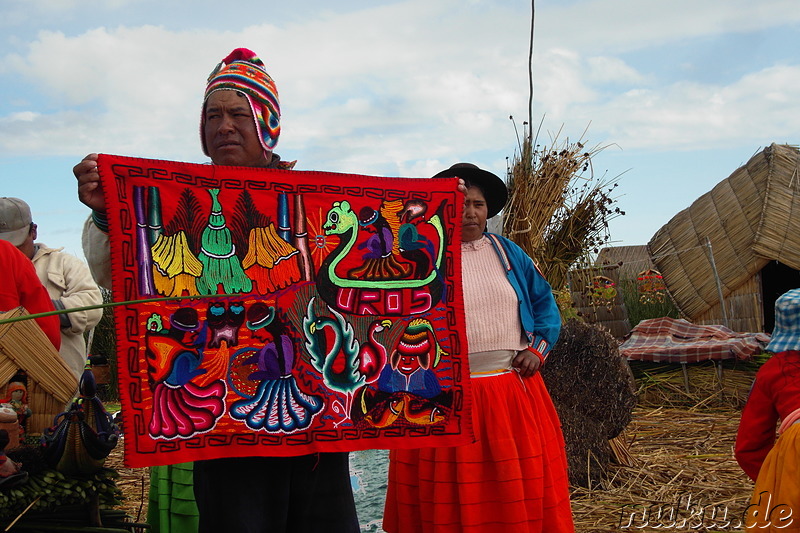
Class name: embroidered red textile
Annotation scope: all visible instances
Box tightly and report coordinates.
[97,154,472,467]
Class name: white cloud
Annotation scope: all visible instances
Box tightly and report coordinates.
[539,0,800,53]
[581,64,800,150]
[1,0,799,175]
[586,56,646,84]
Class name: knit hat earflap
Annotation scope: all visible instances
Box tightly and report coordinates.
[201,48,281,155]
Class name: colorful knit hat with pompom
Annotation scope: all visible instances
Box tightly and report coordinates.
[201,48,281,155]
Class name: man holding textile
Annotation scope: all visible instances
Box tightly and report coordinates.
[74,48,359,533]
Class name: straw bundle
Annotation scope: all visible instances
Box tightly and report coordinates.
[753,144,800,268]
[543,319,637,487]
[0,308,78,434]
[503,129,623,291]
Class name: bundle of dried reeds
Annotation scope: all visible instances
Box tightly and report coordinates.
[503,125,624,291]
[543,319,637,487]
[0,309,76,395]
[0,308,79,432]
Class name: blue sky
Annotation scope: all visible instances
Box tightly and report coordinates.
[2,0,799,260]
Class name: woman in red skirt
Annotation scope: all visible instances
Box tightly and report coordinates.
[383,163,574,533]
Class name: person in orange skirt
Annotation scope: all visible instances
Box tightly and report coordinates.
[736,288,800,532]
[382,163,574,533]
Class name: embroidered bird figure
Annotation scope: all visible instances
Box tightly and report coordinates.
[303,298,367,421]
[358,319,393,383]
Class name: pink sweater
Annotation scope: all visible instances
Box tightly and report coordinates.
[461,236,527,354]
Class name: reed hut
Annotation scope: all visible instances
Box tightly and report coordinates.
[568,264,631,339]
[0,307,78,437]
[648,143,800,333]
[595,245,654,281]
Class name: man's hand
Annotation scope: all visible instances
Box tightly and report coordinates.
[74,153,105,212]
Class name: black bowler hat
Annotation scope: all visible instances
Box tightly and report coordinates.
[432,163,508,218]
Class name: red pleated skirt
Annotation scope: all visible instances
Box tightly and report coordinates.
[383,370,574,533]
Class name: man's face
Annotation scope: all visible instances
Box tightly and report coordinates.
[204,90,269,168]
[15,223,36,259]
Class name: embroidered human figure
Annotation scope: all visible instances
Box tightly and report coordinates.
[353,319,449,428]
[378,350,440,398]
[1,382,31,441]
[230,302,323,431]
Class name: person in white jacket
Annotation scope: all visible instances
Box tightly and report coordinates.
[0,197,103,378]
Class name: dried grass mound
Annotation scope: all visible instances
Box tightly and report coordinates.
[542,319,637,487]
[555,406,613,488]
[544,319,637,436]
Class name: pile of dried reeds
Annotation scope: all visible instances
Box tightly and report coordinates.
[631,359,759,410]
[543,319,637,487]
[503,124,624,291]
[571,406,753,532]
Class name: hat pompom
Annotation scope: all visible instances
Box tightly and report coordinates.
[222,48,262,67]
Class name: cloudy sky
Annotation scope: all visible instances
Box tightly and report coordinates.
[2,0,799,260]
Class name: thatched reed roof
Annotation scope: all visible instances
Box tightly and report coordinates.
[648,143,800,320]
[595,245,653,280]
[0,307,77,404]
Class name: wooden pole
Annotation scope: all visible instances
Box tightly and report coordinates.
[0,293,242,327]
[527,0,535,142]
[705,237,730,328]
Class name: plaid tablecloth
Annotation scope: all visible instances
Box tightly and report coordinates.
[620,317,770,363]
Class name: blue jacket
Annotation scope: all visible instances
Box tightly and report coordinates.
[485,233,561,358]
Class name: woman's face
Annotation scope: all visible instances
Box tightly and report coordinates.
[462,186,488,242]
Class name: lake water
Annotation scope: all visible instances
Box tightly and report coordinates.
[350,449,389,532]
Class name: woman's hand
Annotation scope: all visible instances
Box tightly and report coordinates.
[74,153,106,213]
[512,348,542,378]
